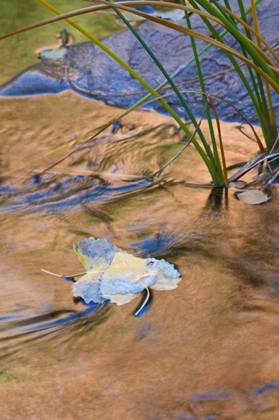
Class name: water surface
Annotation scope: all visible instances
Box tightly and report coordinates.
[1,92,279,420]
[1,3,279,419]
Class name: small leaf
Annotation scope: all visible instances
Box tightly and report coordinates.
[229,181,247,189]
[71,237,181,306]
[38,47,68,60]
[154,9,185,22]
[235,189,269,205]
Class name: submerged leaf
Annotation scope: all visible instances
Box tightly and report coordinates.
[235,189,269,205]
[72,237,181,305]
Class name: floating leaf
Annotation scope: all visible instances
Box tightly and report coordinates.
[72,237,181,305]
[154,9,185,22]
[235,189,269,205]
[38,47,68,60]
[229,181,247,189]
[116,7,185,24]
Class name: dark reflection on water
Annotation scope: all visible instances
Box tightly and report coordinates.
[0,173,160,213]
[203,187,228,214]
[132,231,187,258]
[0,300,108,362]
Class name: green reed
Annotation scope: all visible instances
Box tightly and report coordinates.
[2,0,278,185]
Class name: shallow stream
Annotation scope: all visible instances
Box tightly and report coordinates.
[1,2,279,419]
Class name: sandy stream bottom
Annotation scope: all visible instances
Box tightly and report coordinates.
[0,92,279,420]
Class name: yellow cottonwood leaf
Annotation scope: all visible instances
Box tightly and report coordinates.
[72,237,181,306]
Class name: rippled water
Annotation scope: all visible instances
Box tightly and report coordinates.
[1,3,279,419]
[1,92,279,420]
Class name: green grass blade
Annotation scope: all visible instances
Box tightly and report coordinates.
[106,4,279,90]
[236,0,269,125]
[105,0,218,172]
[250,0,278,142]
[187,0,277,147]
[33,1,186,133]
[108,0,268,141]
[191,0,278,86]
[182,0,223,182]
[223,0,268,117]
[35,0,220,181]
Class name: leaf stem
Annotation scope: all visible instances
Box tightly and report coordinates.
[41,268,87,278]
[134,286,150,317]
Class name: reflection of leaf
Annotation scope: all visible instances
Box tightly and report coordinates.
[72,237,181,305]
[235,189,270,205]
